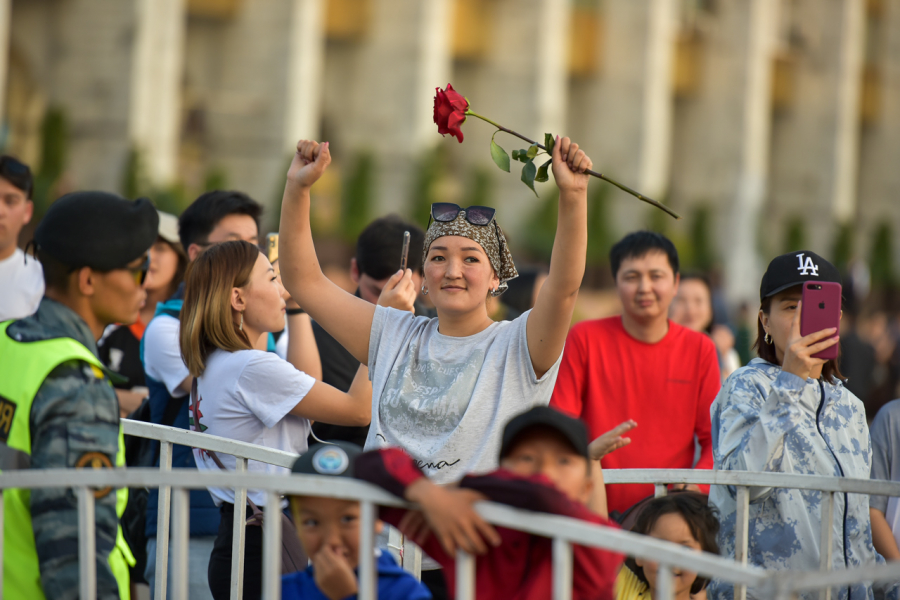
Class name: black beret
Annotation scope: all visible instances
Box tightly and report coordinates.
[35,191,159,271]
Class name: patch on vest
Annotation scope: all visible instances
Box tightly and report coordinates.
[0,396,16,443]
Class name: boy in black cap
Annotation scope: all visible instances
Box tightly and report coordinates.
[0,191,158,599]
[283,442,432,600]
[354,406,623,600]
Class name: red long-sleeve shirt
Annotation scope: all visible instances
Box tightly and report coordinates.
[550,317,720,516]
[356,448,622,600]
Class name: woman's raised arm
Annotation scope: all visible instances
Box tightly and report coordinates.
[526,137,591,378]
[279,140,413,364]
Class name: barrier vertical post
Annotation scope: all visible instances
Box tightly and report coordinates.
[655,565,674,599]
[402,537,422,581]
[170,487,190,599]
[77,486,97,600]
[552,537,573,600]
[734,486,750,600]
[231,457,249,600]
[359,500,377,600]
[456,549,475,599]
[654,484,667,498]
[818,491,835,600]
[262,490,282,600]
[156,440,173,600]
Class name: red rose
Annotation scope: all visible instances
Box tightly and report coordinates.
[433,84,469,143]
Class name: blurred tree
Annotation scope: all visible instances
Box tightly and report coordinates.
[585,183,614,267]
[784,217,807,253]
[32,107,68,219]
[464,167,493,212]
[341,151,374,243]
[120,145,191,215]
[690,205,715,272]
[522,189,559,262]
[204,166,228,192]
[870,221,895,287]
[408,145,447,223]
[832,220,854,272]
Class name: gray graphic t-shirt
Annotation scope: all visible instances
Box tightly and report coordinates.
[366,306,562,484]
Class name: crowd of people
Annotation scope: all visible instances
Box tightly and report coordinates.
[0,136,898,600]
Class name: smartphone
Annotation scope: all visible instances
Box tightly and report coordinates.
[800,281,842,360]
[400,231,410,271]
[266,232,279,264]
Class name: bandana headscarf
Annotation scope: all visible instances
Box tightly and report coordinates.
[423,213,518,296]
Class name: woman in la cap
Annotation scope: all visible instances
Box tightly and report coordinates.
[707,251,898,600]
[278,136,591,491]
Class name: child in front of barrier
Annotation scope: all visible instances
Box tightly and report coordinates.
[282,441,432,600]
[354,406,624,600]
[614,493,719,600]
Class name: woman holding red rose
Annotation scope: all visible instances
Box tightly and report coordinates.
[278,136,591,591]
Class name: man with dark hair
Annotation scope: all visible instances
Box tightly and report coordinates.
[0,191,157,598]
[0,155,43,320]
[311,215,428,446]
[141,189,262,599]
[551,231,720,517]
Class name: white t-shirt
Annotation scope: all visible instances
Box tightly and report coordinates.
[366,307,561,485]
[0,248,44,321]
[143,314,190,398]
[191,348,315,507]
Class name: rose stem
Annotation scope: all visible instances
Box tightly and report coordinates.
[465,110,681,220]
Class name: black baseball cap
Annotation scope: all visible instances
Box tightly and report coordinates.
[499,406,590,461]
[291,442,362,478]
[34,191,159,271]
[759,250,841,301]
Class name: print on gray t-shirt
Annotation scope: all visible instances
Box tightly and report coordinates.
[366,306,562,485]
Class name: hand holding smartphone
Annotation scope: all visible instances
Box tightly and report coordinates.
[799,282,842,360]
[266,232,279,264]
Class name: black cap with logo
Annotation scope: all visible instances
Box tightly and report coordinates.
[499,406,590,461]
[759,250,842,301]
[34,191,159,271]
[291,441,362,478]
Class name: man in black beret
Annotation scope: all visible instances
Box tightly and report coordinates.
[0,191,157,599]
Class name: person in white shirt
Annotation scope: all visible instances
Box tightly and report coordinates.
[0,155,43,321]
[180,240,402,600]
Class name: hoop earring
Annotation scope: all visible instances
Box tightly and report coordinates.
[764,332,772,345]
[489,287,502,298]
[421,284,428,296]
[239,311,244,332]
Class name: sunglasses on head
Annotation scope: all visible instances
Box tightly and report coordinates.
[0,156,33,198]
[127,255,151,286]
[428,203,496,228]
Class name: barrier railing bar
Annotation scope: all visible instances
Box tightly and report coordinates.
[734,485,750,600]
[262,489,282,600]
[231,457,249,600]
[77,486,97,600]
[456,549,475,599]
[123,420,297,468]
[359,500,377,600]
[552,537,573,600]
[785,561,900,589]
[656,564,674,600]
[819,491,835,600]
[170,487,190,600]
[155,440,173,600]
[602,469,900,496]
[0,489,5,591]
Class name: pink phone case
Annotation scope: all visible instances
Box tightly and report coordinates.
[800,281,842,360]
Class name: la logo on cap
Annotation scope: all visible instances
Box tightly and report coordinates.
[796,253,819,276]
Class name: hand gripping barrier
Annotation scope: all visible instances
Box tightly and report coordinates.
[0,419,893,600]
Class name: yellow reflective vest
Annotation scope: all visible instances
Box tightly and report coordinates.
[0,320,133,599]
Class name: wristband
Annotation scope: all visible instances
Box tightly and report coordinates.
[286,308,305,316]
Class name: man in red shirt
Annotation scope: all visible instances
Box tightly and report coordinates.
[551,231,721,517]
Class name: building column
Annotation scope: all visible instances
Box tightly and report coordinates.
[0,0,11,130]
[129,0,187,186]
[284,0,326,149]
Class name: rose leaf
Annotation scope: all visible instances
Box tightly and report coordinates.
[535,158,552,183]
[526,144,539,160]
[521,160,538,196]
[544,133,555,155]
[490,139,510,173]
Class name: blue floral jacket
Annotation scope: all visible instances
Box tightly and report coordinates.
[707,359,898,600]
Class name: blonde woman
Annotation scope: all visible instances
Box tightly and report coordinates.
[179,240,374,600]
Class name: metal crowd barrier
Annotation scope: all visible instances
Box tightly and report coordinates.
[0,419,889,600]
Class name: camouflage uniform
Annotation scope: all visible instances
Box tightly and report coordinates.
[6,298,122,599]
